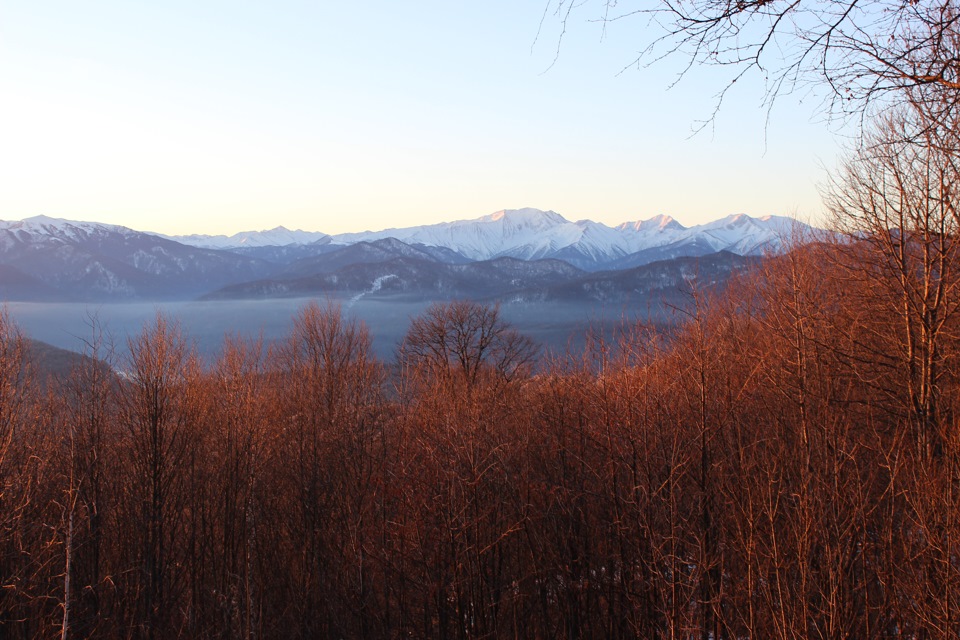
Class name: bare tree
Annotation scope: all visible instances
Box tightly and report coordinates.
[543,0,960,121]
[824,105,960,459]
[399,301,538,387]
[0,310,41,635]
[270,300,384,639]
[118,313,200,639]
[56,316,118,640]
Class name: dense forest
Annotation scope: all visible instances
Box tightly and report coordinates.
[2,108,960,639]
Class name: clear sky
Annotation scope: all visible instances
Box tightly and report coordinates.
[0,1,844,235]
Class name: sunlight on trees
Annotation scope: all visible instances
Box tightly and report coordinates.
[398,300,537,388]
[0,253,954,636]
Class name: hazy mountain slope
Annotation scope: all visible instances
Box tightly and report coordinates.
[280,238,444,278]
[605,236,721,270]
[0,265,59,301]
[227,238,337,264]
[202,251,749,306]
[203,256,586,301]
[26,338,114,385]
[0,216,273,300]
[523,251,757,304]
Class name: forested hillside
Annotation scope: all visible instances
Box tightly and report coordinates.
[3,179,959,637]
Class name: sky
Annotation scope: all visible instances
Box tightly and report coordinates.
[0,1,845,235]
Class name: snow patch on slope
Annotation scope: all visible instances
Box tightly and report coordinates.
[346,274,397,308]
[1,215,133,243]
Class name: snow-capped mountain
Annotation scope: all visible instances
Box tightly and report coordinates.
[0,215,130,246]
[166,226,330,249]
[325,208,816,269]
[0,215,272,300]
[0,210,820,301]
[162,208,816,269]
[333,209,582,261]
[694,213,806,255]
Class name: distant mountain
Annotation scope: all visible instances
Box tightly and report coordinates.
[329,209,816,268]
[203,249,751,307]
[203,255,587,302]
[280,238,447,278]
[333,209,583,261]
[0,216,273,300]
[0,210,821,302]
[520,251,758,304]
[166,225,330,249]
[170,208,820,271]
[224,239,338,265]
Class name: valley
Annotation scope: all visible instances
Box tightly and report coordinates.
[0,208,810,358]
[6,297,669,362]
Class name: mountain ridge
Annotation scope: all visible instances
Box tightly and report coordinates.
[0,216,274,300]
[162,208,820,270]
[0,210,821,302]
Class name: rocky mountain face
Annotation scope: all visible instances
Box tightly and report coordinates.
[0,210,819,302]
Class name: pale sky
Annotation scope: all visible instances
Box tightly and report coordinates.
[0,1,843,235]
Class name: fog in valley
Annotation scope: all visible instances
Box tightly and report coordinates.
[5,297,658,362]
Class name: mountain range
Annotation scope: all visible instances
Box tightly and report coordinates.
[166,208,815,270]
[0,209,821,303]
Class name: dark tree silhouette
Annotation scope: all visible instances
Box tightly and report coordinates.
[543,0,960,120]
[399,300,538,386]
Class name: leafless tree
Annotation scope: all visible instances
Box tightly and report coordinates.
[270,300,385,639]
[118,313,201,639]
[0,310,43,636]
[543,0,960,122]
[398,301,538,387]
[825,105,960,459]
[55,316,118,640]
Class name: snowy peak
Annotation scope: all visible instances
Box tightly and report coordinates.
[1,209,820,277]
[475,209,572,243]
[332,208,584,261]
[0,216,134,246]
[653,214,684,231]
[166,225,330,249]
[618,215,686,233]
[718,213,753,227]
[482,208,568,227]
[247,208,816,268]
[18,215,63,228]
[7,215,115,233]
[689,213,809,256]
[0,210,823,303]
[702,213,795,231]
[0,215,274,300]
